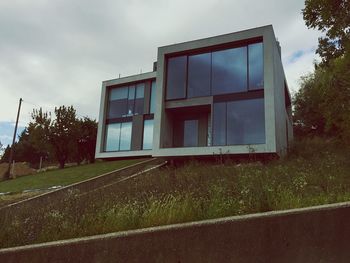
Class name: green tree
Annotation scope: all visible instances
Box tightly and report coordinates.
[76,117,97,164]
[293,52,350,142]
[49,106,78,169]
[302,0,350,65]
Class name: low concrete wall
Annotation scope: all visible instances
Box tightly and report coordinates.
[1,202,349,262]
[0,158,162,215]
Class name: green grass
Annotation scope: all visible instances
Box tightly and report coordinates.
[1,137,350,248]
[0,159,144,193]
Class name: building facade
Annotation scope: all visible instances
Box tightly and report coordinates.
[95,25,293,160]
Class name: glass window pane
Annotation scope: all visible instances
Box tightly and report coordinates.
[184,120,198,147]
[166,56,187,100]
[110,87,128,100]
[142,119,154,150]
[188,53,211,98]
[119,122,132,151]
[150,81,157,114]
[108,100,127,118]
[212,102,226,146]
[212,46,247,95]
[108,87,128,118]
[134,83,144,114]
[105,123,121,151]
[227,98,265,145]
[127,85,135,115]
[249,43,264,90]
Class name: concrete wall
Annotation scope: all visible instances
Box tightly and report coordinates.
[1,202,350,262]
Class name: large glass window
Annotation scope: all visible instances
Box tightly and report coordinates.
[108,87,128,118]
[212,102,226,146]
[212,46,247,95]
[165,41,263,100]
[150,81,157,114]
[108,84,145,118]
[134,83,145,115]
[188,53,211,98]
[166,56,187,100]
[105,123,121,151]
[183,119,199,147]
[227,98,265,145]
[104,122,132,151]
[248,43,264,90]
[142,119,154,150]
[213,98,265,146]
[119,122,132,151]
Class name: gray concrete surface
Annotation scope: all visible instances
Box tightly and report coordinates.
[1,201,349,262]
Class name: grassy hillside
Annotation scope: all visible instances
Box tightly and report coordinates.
[1,137,349,248]
[0,159,143,194]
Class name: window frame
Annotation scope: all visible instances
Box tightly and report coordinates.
[164,37,263,101]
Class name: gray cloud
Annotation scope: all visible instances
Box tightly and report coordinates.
[0,0,321,125]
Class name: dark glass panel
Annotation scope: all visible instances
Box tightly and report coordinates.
[166,56,187,100]
[188,53,211,98]
[108,100,127,118]
[142,119,154,150]
[134,83,144,114]
[105,123,121,151]
[127,85,135,115]
[108,87,128,118]
[249,43,264,90]
[212,46,247,95]
[119,122,132,150]
[184,120,198,147]
[150,81,156,114]
[212,102,226,146]
[226,98,265,145]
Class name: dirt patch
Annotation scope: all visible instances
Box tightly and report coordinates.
[0,163,36,180]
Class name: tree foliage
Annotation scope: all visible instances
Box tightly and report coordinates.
[49,106,78,169]
[1,106,97,169]
[303,0,350,65]
[293,52,350,142]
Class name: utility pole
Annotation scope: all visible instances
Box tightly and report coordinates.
[4,98,23,180]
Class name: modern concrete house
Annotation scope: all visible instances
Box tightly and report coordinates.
[95,25,293,160]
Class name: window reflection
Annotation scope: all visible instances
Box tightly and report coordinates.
[184,120,199,147]
[227,98,265,144]
[165,41,264,100]
[166,56,187,100]
[143,119,154,150]
[188,53,211,98]
[213,98,265,146]
[134,83,145,115]
[108,87,128,118]
[105,123,121,151]
[105,122,132,151]
[249,43,264,90]
[119,122,132,150]
[212,46,247,95]
[212,102,226,146]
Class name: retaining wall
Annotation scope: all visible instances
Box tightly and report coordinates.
[1,201,349,262]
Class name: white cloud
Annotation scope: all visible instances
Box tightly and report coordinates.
[0,0,322,128]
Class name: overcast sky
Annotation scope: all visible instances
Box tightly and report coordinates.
[0,0,321,149]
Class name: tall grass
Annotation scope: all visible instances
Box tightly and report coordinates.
[1,137,349,248]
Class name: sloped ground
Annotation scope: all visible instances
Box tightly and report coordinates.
[0,138,349,249]
[0,159,147,207]
[0,163,35,180]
